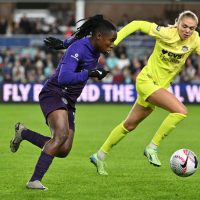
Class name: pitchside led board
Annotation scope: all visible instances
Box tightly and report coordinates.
[0,83,200,104]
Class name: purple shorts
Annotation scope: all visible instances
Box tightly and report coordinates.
[39,90,75,130]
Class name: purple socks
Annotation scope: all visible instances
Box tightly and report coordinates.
[30,151,54,181]
[21,129,50,148]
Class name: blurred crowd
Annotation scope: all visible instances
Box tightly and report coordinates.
[0,14,76,36]
[1,44,200,85]
[0,13,183,36]
[0,13,200,85]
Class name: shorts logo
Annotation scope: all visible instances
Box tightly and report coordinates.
[71,53,79,61]
[182,46,188,52]
[62,97,68,105]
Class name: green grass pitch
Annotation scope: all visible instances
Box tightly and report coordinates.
[0,104,200,200]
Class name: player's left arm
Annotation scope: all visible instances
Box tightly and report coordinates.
[44,36,76,50]
[58,45,109,85]
[58,44,88,85]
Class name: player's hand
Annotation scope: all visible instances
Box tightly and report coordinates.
[88,68,110,80]
[44,37,65,50]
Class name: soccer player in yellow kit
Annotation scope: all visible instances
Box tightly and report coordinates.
[90,10,200,175]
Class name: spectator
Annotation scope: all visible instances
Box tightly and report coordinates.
[44,53,55,78]
[27,68,37,83]
[106,51,119,70]
[0,17,7,34]
[191,57,200,83]
[122,66,132,83]
[19,15,31,34]
[117,52,130,70]
[112,66,124,83]
[12,59,26,83]
[2,61,12,83]
[180,58,196,82]
[129,57,143,82]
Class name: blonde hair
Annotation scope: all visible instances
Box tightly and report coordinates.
[168,10,198,28]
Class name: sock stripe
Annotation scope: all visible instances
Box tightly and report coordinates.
[172,112,187,118]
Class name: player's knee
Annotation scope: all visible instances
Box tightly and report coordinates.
[123,121,137,132]
[57,146,72,158]
[57,151,70,158]
[54,133,68,146]
[177,105,188,116]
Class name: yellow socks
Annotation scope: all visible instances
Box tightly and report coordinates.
[100,122,129,154]
[99,113,186,156]
[152,112,186,146]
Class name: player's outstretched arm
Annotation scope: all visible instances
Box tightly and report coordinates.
[44,36,77,50]
[114,21,152,46]
[44,36,66,50]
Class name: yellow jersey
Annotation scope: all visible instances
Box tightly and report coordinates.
[114,21,200,88]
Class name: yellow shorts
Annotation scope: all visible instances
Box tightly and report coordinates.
[135,72,162,110]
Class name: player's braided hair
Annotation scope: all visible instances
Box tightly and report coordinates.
[72,14,116,39]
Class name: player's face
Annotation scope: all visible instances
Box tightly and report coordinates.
[177,16,197,40]
[95,30,117,54]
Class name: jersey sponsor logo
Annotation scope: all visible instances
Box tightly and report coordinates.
[161,49,182,59]
[160,49,182,63]
[182,46,188,52]
[156,25,161,31]
[71,53,79,61]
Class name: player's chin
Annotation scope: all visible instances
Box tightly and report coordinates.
[182,34,190,40]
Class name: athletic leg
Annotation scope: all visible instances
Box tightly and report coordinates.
[147,88,187,146]
[10,123,51,152]
[100,103,153,154]
[54,129,74,158]
[144,88,187,166]
[90,103,153,175]
[46,109,75,158]
[27,109,70,190]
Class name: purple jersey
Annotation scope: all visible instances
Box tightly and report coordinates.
[41,37,100,109]
[63,36,76,49]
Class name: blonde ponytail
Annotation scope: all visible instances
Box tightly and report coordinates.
[168,10,198,28]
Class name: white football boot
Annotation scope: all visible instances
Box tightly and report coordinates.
[26,180,48,190]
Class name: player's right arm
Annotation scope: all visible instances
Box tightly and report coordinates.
[114,20,171,46]
[114,21,152,46]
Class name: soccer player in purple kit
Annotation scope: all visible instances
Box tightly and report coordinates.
[10,15,117,190]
